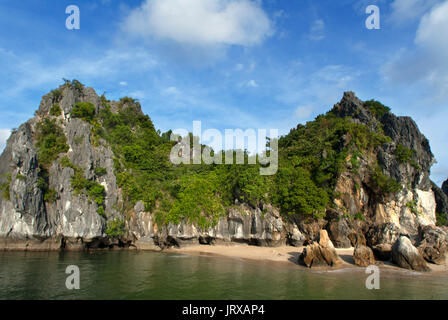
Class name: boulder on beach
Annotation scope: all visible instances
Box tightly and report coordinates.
[353,245,375,267]
[299,230,341,268]
[392,236,430,272]
[418,225,447,265]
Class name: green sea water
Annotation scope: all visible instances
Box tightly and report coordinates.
[0,250,447,300]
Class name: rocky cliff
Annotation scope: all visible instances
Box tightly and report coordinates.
[0,82,446,270]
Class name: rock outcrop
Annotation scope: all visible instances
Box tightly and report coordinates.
[432,182,448,224]
[442,179,448,196]
[299,230,341,267]
[353,245,376,267]
[417,225,447,265]
[392,236,430,272]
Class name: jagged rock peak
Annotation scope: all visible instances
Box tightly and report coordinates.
[35,80,143,118]
[331,91,373,122]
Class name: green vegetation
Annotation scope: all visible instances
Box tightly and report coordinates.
[406,200,421,215]
[395,144,420,169]
[71,102,96,123]
[365,99,391,119]
[51,89,62,102]
[60,157,106,215]
[371,165,402,195]
[44,188,57,203]
[50,104,61,116]
[0,174,11,201]
[91,97,401,227]
[37,167,57,203]
[106,219,125,236]
[36,119,69,165]
[436,214,448,227]
[94,167,107,177]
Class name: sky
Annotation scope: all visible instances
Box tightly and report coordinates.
[0,0,447,185]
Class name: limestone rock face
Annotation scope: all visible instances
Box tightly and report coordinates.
[353,245,375,267]
[329,92,438,250]
[0,84,121,249]
[392,236,430,272]
[432,182,448,223]
[299,230,341,268]
[442,179,448,196]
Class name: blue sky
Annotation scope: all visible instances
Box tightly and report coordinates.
[0,0,447,185]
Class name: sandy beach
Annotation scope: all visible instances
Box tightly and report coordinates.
[168,243,448,275]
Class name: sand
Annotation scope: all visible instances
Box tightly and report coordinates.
[167,243,448,275]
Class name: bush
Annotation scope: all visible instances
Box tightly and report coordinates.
[69,162,106,210]
[437,214,448,227]
[50,104,61,116]
[371,166,402,195]
[97,206,106,218]
[36,119,69,165]
[106,219,125,237]
[71,102,96,123]
[94,167,107,177]
[0,174,11,201]
[44,188,57,203]
[60,156,75,169]
[273,167,329,218]
[365,100,391,119]
[395,144,420,169]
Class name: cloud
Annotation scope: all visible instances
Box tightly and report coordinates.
[382,1,448,100]
[389,0,441,25]
[162,86,182,96]
[308,19,325,41]
[122,0,272,47]
[0,129,10,153]
[119,81,128,86]
[246,80,258,88]
[0,47,158,98]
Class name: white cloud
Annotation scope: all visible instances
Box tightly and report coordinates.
[246,80,258,88]
[308,19,325,41]
[162,86,182,96]
[0,47,158,98]
[389,0,440,25]
[382,1,448,100]
[119,81,128,86]
[122,0,272,47]
[0,129,11,153]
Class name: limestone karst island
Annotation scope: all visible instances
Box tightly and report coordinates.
[1,80,448,282]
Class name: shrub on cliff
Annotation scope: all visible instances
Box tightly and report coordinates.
[71,102,96,123]
[106,219,125,237]
[36,119,69,165]
[0,174,11,201]
[365,99,391,119]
